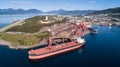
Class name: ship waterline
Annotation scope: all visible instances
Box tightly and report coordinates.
[29,41,85,61]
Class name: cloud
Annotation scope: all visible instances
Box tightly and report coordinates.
[89,1,96,4]
[12,1,33,5]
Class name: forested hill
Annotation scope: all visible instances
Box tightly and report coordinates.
[87,7,120,15]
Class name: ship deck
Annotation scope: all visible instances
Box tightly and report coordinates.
[29,42,81,56]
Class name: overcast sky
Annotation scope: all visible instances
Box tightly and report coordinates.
[0,0,120,11]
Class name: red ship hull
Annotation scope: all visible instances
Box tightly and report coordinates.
[28,42,84,61]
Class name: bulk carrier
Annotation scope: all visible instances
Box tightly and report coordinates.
[28,22,88,61]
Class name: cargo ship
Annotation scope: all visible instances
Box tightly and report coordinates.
[28,37,85,61]
[28,22,87,61]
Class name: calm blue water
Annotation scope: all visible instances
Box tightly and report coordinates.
[0,14,47,28]
[0,25,120,67]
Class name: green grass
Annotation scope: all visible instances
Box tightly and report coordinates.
[0,32,49,46]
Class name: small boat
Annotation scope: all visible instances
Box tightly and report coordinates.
[91,29,98,34]
[28,37,85,61]
[89,27,98,34]
[108,23,112,26]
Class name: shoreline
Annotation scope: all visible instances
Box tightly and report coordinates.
[0,20,24,32]
[0,39,47,49]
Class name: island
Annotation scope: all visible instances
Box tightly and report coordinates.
[0,15,68,49]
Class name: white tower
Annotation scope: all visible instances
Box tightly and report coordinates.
[46,16,48,20]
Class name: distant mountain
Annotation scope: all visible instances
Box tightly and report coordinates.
[0,8,96,15]
[24,9,42,14]
[46,9,96,15]
[87,7,120,15]
[45,9,66,14]
[0,8,42,14]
